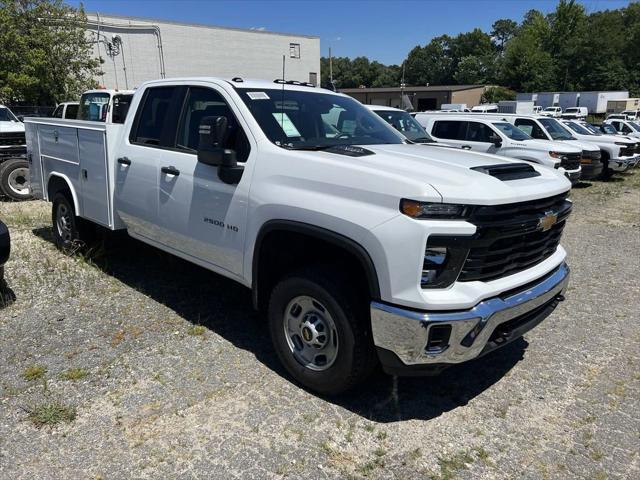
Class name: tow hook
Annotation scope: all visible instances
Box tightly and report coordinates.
[557,294,566,302]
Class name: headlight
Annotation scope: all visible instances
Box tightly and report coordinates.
[549,151,568,160]
[400,199,469,219]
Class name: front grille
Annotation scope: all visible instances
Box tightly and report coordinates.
[619,145,635,157]
[560,152,581,170]
[457,193,571,282]
[0,131,25,146]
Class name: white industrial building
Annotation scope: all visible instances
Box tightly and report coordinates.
[85,13,321,90]
[516,90,629,114]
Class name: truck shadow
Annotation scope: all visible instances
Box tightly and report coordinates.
[33,226,528,422]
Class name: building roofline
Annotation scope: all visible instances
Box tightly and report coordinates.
[86,12,320,39]
[339,85,485,93]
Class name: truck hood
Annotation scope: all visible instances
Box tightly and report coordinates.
[583,134,635,145]
[558,139,600,152]
[520,138,582,153]
[316,143,570,205]
[0,121,25,133]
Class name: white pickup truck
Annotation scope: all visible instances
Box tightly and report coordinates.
[414,113,583,184]
[26,78,572,394]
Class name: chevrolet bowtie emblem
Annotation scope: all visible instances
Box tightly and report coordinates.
[538,211,558,232]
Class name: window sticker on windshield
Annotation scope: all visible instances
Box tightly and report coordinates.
[272,112,301,137]
[247,91,270,100]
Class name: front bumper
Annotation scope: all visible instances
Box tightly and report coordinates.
[564,169,581,185]
[0,221,9,279]
[371,262,569,374]
[609,157,633,172]
[580,161,604,180]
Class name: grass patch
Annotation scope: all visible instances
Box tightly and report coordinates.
[25,401,76,428]
[22,364,47,381]
[187,325,206,336]
[59,368,88,381]
[430,450,475,480]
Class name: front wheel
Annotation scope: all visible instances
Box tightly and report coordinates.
[0,158,31,201]
[268,267,376,395]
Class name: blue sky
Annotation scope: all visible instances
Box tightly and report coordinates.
[68,0,632,64]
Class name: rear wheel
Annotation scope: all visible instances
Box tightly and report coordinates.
[268,266,376,395]
[52,192,93,252]
[0,158,31,201]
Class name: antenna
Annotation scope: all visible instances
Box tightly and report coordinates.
[280,54,286,145]
[329,47,334,91]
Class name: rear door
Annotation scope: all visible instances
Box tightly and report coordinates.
[114,86,184,239]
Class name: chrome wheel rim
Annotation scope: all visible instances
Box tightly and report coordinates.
[7,167,30,195]
[283,295,338,371]
[56,203,74,242]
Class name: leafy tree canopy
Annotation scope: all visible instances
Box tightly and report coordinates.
[0,0,101,105]
[322,1,640,96]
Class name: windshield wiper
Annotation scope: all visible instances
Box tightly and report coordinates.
[412,137,435,143]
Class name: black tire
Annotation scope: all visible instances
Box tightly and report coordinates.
[51,192,94,252]
[0,158,31,201]
[268,266,377,395]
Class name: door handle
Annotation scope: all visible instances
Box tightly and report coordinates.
[117,157,131,166]
[161,166,180,176]
[461,145,472,150]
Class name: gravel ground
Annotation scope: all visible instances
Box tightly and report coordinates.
[0,172,638,480]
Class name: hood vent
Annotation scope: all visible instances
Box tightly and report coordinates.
[325,145,375,157]
[471,163,541,181]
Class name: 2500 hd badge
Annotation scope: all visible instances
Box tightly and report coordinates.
[204,217,239,232]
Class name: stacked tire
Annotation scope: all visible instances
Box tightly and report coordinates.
[0,158,31,201]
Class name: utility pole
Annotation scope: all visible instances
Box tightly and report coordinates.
[329,47,336,92]
[400,62,406,110]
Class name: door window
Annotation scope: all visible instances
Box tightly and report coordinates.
[515,118,547,139]
[465,122,494,143]
[130,87,181,147]
[65,104,79,119]
[432,120,466,140]
[176,87,251,162]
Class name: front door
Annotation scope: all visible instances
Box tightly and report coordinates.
[156,84,252,276]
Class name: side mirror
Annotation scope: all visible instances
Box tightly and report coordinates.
[197,115,244,184]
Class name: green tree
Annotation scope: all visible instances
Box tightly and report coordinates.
[491,19,519,50]
[0,0,101,105]
[481,86,516,103]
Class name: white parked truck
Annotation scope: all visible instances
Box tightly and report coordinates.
[469,113,604,180]
[51,102,80,120]
[414,113,583,184]
[366,105,450,146]
[0,105,29,200]
[559,120,639,175]
[26,77,572,394]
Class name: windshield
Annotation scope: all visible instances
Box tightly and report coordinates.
[539,118,574,140]
[78,92,110,121]
[492,122,530,141]
[629,122,640,132]
[0,107,19,122]
[565,108,578,113]
[582,123,603,135]
[565,121,592,135]
[237,89,403,149]
[373,110,434,143]
[601,123,618,135]
[544,107,557,111]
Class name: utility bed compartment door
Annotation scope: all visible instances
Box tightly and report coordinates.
[39,125,79,164]
[78,129,110,228]
[24,122,43,199]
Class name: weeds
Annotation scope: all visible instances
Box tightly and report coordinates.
[60,368,88,381]
[24,401,76,428]
[22,365,47,381]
